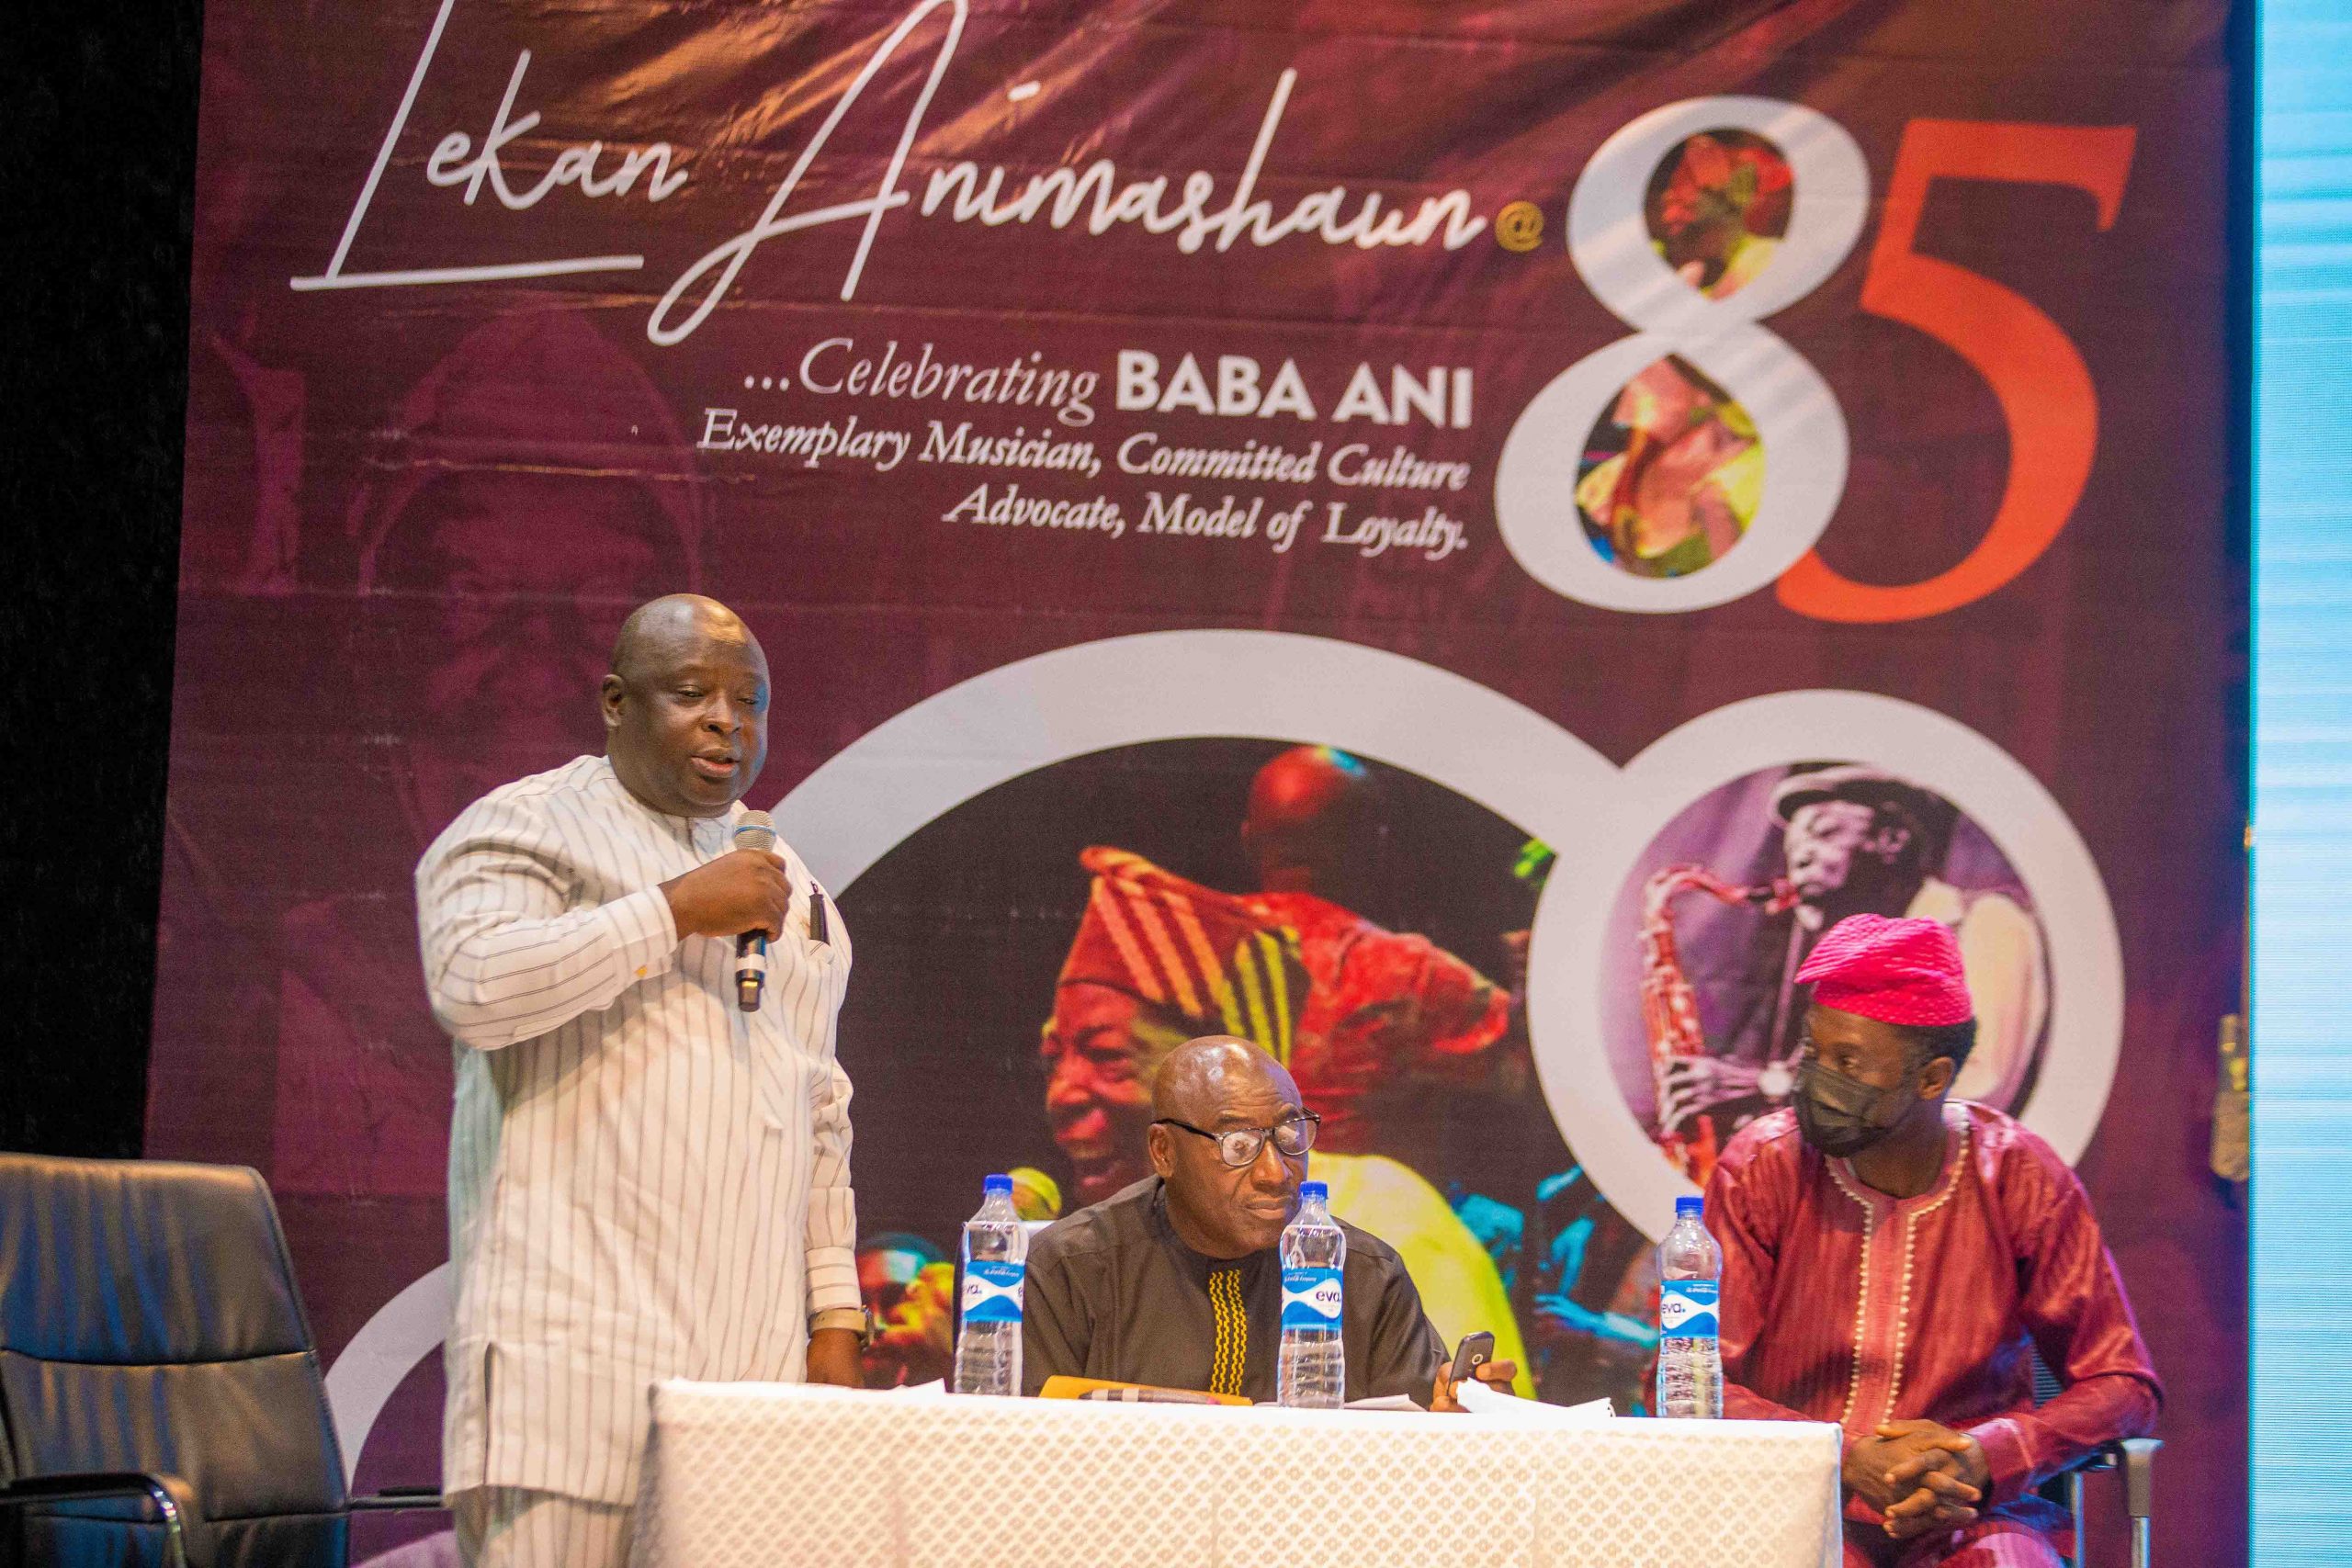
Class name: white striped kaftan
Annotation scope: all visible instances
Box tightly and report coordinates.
[416,753,857,1507]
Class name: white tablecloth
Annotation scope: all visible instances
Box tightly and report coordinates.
[631,1382,1843,1568]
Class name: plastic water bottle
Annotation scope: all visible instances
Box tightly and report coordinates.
[1277,1179,1346,1407]
[953,1174,1027,1395]
[1656,1194,1723,1418]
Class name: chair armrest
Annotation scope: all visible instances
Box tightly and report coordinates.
[2119,1436,2161,1519]
[2046,1440,2119,1479]
[347,1486,447,1513]
[0,1471,191,1568]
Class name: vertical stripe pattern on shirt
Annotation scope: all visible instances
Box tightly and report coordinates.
[454,1486,631,1568]
[1208,1267,1248,1397]
[419,755,858,1506]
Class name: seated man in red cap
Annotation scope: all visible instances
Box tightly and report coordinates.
[1706,915,2159,1568]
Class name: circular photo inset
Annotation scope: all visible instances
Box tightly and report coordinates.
[1594,761,2051,1189]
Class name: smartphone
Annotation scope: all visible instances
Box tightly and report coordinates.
[1448,1330,1496,1387]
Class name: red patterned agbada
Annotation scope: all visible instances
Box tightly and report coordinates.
[1057,850,1516,1155]
[1706,1102,2160,1565]
[1247,889,1515,1152]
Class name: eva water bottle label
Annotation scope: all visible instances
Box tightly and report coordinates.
[961,1259,1025,1325]
[1658,1279,1719,1339]
[1281,1266,1343,1329]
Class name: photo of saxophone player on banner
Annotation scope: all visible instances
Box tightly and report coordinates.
[1597,762,2051,1189]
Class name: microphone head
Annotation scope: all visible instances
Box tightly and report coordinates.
[732,810,777,855]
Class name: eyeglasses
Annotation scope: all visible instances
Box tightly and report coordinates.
[1152,1111,1320,1168]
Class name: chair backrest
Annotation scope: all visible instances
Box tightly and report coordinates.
[2031,1347,2064,1406]
[0,1154,349,1567]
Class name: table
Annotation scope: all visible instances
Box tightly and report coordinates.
[630,1382,1843,1568]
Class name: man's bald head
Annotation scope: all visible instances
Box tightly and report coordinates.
[611,593,759,682]
[1151,1036,1303,1125]
[601,593,771,818]
[1243,746,1384,899]
[1148,1036,1311,1259]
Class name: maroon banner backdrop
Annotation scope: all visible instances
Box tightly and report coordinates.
[155,1,2243,1559]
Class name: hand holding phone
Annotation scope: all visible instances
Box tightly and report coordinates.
[1448,1330,1496,1389]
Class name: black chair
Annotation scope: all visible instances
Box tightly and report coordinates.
[2031,1351,2160,1568]
[0,1154,439,1567]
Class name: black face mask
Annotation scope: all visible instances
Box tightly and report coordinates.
[1794,1060,1916,1158]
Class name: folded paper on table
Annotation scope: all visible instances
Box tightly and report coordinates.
[1038,1374,1252,1405]
[1454,1380,1614,1423]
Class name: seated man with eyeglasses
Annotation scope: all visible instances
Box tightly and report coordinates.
[1023,1034,1516,1407]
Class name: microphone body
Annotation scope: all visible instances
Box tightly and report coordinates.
[734,932,768,1012]
[732,813,777,1012]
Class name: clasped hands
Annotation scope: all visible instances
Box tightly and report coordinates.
[1844,1419,1991,1540]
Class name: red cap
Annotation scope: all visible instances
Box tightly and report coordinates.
[1795,914,1973,1027]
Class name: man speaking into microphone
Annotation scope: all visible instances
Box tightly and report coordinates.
[417,593,864,1568]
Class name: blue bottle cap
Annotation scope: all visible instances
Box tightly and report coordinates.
[984,1173,1013,1195]
[1299,1180,1329,1201]
[1676,1196,1704,1219]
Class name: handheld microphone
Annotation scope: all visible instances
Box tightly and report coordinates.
[732,812,776,1012]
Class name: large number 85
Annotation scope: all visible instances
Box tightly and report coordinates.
[1494,97,2136,622]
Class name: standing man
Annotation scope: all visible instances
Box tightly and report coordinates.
[418,593,865,1568]
[1708,916,2157,1567]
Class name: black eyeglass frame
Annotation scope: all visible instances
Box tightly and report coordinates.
[1151,1111,1321,1168]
